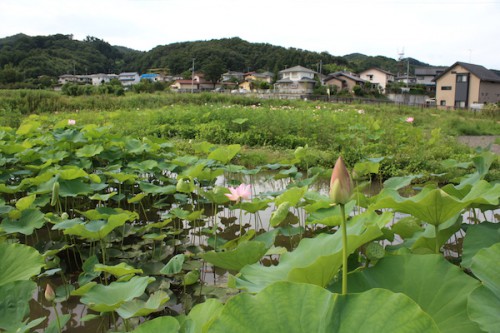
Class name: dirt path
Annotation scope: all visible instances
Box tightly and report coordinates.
[457,136,500,154]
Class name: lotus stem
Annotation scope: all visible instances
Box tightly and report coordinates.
[435,224,440,254]
[52,303,62,333]
[340,203,348,295]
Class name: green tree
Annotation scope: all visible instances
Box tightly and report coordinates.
[203,57,226,88]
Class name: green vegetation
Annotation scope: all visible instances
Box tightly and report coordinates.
[1,90,498,181]
[0,115,498,332]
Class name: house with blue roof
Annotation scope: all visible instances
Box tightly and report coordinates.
[140,73,161,82]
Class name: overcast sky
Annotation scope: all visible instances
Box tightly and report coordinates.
[1,0,499,69]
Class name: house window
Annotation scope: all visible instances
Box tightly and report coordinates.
[455,101,466,108]
[441,86,452,90]
[440,100,446,106]
[456,74,468,83]
[367,75,373,80]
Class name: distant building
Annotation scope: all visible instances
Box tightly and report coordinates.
[359,68,395,93]
[323,72,366,93]
[58,74,92,85]
[140,73,161,82]
[240,71,274,91]
[434,61,500,109]
[90,73,118,86]
[118,72,140,86]
[276,65,317,94]
[414,67,447,94]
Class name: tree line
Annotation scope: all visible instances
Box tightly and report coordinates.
[0,34,430,89]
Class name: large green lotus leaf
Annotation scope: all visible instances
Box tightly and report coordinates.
[62,213,131,240]
[467,242,500,332]
[372,187,468,226]
[338,254,481,333]
[239,198,271,213]
[201,241,268,271]
[57,167,89,180]
[0,242,44,286]
[207,282,440,333]
[232,211,390,292]
[443,180,500,207]
[76,144,104,158]
[58,179,94,197]
[462,222,500,269]
[1,208,45,235]
[139,181,176,194]
[470,242,500,297]
[207,144,241,164]
[130,316,180,333]
[94,262,143,278]
[183,298,223,333]
[80,276,155,312]
[275,186,308,207]
[160,254,185,275]
[15,194,36,211]
[406,215,462,254]
[468,284,500,333]
[383,175,421,190]
[0,280,37,331]
[116,290,170,319]
[269,202,291,227]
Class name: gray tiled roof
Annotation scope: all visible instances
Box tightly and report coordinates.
[435,62,500,82]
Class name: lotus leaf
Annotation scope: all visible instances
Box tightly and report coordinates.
[275,186,307,206]
[15,194,36,211]
[130,316,180,333]
[94,262,143,278]
[461,222,500,269]
[80,276,155,312]
[232,211,390,292]
[207,282,439,333]
[1,208,45,235]
[372,187,468,226]
[116,290,170,319]
[467,242,500,332]
[201,241,268,271]
[208,144,241,164]
[269,202,291,227]
[160,254,185,275]
[339,254,481,333]
[0,242,44,286]
[76,144,104,157]
[0,280,37,331]
[183,298,223,333]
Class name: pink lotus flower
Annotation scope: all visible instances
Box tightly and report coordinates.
[225,184,251,202]
[68,119,76,125]
[329,156,353,205]
[406,117,414,123]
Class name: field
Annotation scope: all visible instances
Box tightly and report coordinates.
[0,90,499,332]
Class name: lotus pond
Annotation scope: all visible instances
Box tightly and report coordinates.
[0,117,499,333]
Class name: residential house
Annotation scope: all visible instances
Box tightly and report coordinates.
[90,73,118,86]
[359,67,395,93]
[434,61,500,109]
[414,67,446,94]
[222,71,245,83]
[58,74,92,85]
[323,72,366,93]
[240,71,274,91]
[118,72,140,86]
[276,65,317,94]
[170,73,216,92]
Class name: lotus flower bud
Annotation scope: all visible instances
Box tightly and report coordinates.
[329,156,353,204]
[44,284,56,302]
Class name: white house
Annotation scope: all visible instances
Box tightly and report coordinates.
[276,65,317,94]
[118,72,140,86]
[359,67,395,93]
[91,73,118,86]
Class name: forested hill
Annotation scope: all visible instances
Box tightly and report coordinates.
[0,33,431,87]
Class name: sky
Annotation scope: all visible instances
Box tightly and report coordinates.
[1,0,500,69]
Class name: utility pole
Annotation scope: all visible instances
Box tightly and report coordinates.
[191,58,195,93]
